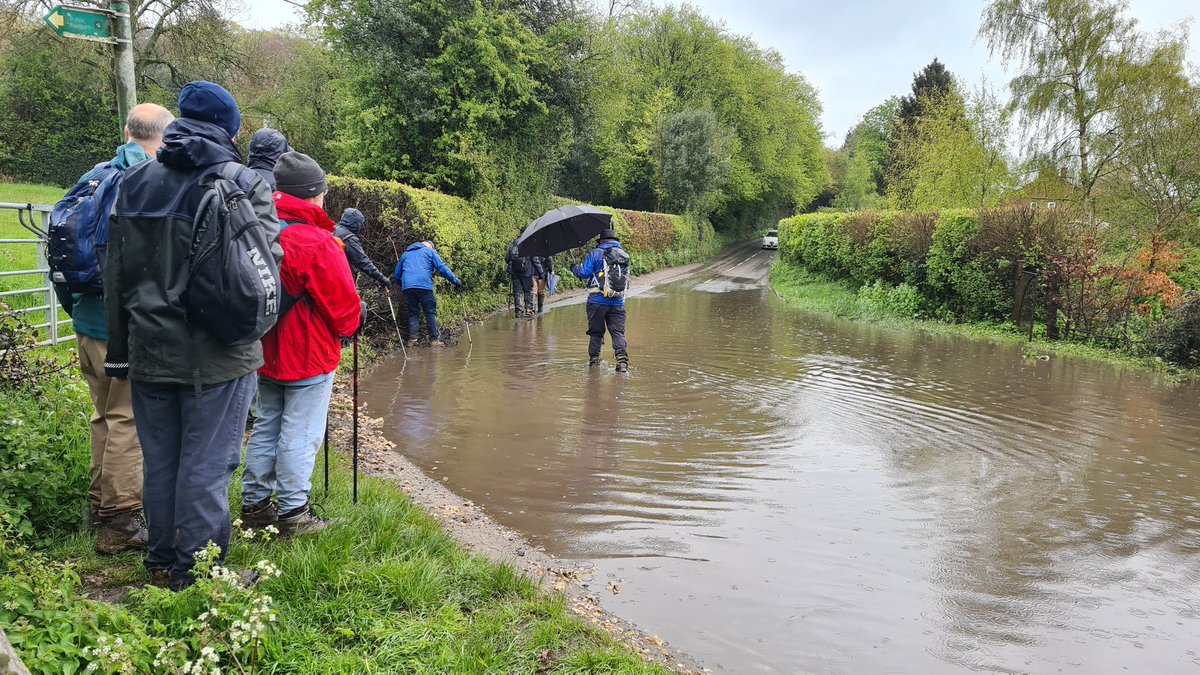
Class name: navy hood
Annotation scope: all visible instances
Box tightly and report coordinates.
[156,118,242,170]
[248,128,289,171]
[338,208,365,234]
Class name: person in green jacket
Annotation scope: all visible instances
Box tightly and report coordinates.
[56,103,174,555]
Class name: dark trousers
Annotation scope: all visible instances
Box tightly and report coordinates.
[131,373,257,587]
[403,288,439,340]
[586,302,627,358]
[511,275,533,313]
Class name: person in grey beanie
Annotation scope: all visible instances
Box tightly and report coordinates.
[241,151,362,537]
[334,208,391,289]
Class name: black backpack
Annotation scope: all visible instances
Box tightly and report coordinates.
[507,242,532,277]
[599,246,631,298]
[183,163,282,345]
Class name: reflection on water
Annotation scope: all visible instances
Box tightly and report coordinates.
[362,249,1200,673]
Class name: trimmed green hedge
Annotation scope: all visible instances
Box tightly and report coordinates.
[326,176,721,331]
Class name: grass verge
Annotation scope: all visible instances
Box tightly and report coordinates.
[30,449,663,674]
[770,258,1192,376]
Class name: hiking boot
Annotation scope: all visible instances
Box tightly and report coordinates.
[241,498,277,531]
[277,502,341,538]
[148,568,171,589]
[615,352,629,373]
[95,510,148,555]
[588,356,601,368]
[430,339,445,348]
[406,339,417,348]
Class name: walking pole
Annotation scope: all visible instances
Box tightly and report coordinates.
[352,333,360,505]
[386,293,408,360]
[323,422,329,497]
[464,318,472,344]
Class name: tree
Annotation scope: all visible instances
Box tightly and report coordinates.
[656,107,730,214]
[888,85,1013,210]
[832,97,899,210]
[897,58,953,129]
[979,0,1138,206]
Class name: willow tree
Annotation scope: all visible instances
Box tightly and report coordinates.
[979,0,1137,205]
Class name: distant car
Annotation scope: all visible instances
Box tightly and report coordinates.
[761,229,778,250]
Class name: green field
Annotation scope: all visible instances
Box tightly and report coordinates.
[0,182,73,343]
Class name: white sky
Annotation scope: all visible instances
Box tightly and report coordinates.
[235,0,1198,142]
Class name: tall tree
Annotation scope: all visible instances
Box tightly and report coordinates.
[979,0,1137,206]
[897,58,953,129]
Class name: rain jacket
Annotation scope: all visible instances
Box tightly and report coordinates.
[56,141,155,340]
[394,242,461,291]
[572,241,625,307]
[333,208,390,286]
[247,128,289,190]
[532,255,553,279]
[260,192,362,381]
[105,118,283,385]
[505,239,534,279]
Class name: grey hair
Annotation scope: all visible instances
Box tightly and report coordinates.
[125,103,174,142]
[422,241,434,249]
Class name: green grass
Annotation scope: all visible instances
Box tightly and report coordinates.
[40,450,662,674]
[770,258,1191,375]
[0,183,74,342]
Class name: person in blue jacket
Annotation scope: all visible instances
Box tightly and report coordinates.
[572,229,629,372]
[394,241,462,347]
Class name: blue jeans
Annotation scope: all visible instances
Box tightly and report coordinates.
[242,373,335,514]
[403,288,439,340]
[131,373,257,588]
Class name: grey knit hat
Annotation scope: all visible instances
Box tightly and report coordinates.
[273,151,326,198]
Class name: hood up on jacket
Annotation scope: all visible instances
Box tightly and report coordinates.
[337,208,365,235]
[248,128,289,171]
[156,117,242,171]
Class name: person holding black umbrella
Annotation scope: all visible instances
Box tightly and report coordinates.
[572,228,631,372]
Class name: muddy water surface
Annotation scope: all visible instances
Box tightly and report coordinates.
[362,246,1200,673]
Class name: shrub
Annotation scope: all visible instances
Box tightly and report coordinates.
[1143,291,1200,366]
[856,280,924,318]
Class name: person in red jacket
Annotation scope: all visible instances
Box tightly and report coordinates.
[240,152,362,537]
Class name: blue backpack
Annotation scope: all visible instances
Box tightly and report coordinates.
[47,163,124,293]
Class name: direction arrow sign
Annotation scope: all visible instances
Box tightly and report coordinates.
[43,5,115,43]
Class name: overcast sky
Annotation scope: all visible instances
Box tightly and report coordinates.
[235,0,1198,143]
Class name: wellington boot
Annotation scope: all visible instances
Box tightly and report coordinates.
[536,295,545,313]
[95,511,148,555]
[615,351,629,373]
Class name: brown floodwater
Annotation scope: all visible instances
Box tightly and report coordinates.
[361,244,1200,673]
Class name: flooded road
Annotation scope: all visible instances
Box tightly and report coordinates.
[361,243,1200,673]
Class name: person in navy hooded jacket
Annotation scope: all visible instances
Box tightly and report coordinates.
[394,241,462,347]
[572,228,629,372]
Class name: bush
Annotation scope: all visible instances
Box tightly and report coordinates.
[856,280,924,318]
[1143,292,1200,366]
[0,309,88,538]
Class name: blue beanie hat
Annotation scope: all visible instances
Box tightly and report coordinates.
[178,81,241,138]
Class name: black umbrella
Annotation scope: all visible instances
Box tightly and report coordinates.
[515,205,612,257]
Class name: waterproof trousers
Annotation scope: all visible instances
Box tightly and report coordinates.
[132,373,257,588]
[242,373,335,514]
[586,302,627,358]
[511,275,534,314]
[78,334,143,518]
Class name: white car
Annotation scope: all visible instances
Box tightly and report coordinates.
[761,229,778,250]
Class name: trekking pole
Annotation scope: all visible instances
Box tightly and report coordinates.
[464,318,472,344]
[323,422,329,497]
[352,333,360,505]
[386,294,408,360]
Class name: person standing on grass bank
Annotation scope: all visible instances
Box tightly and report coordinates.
[395,240,462,347]
[246,127,290,190]
[505,235,535,317]
[333,208,391,290]
[572,228,631,372]
[105,81,282,590]
[55,102,174,555]
[240,153,363,537]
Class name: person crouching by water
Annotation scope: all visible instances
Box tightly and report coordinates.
[240,152,364,537]
[572,228,631,372]
[395,240,463,347]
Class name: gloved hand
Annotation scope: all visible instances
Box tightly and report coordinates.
[105,361,129,379]
[378,276,391,291]
[455,281,465,291]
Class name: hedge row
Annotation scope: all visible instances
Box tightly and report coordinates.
[776,208,1196,362]
[326,176,720,328]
